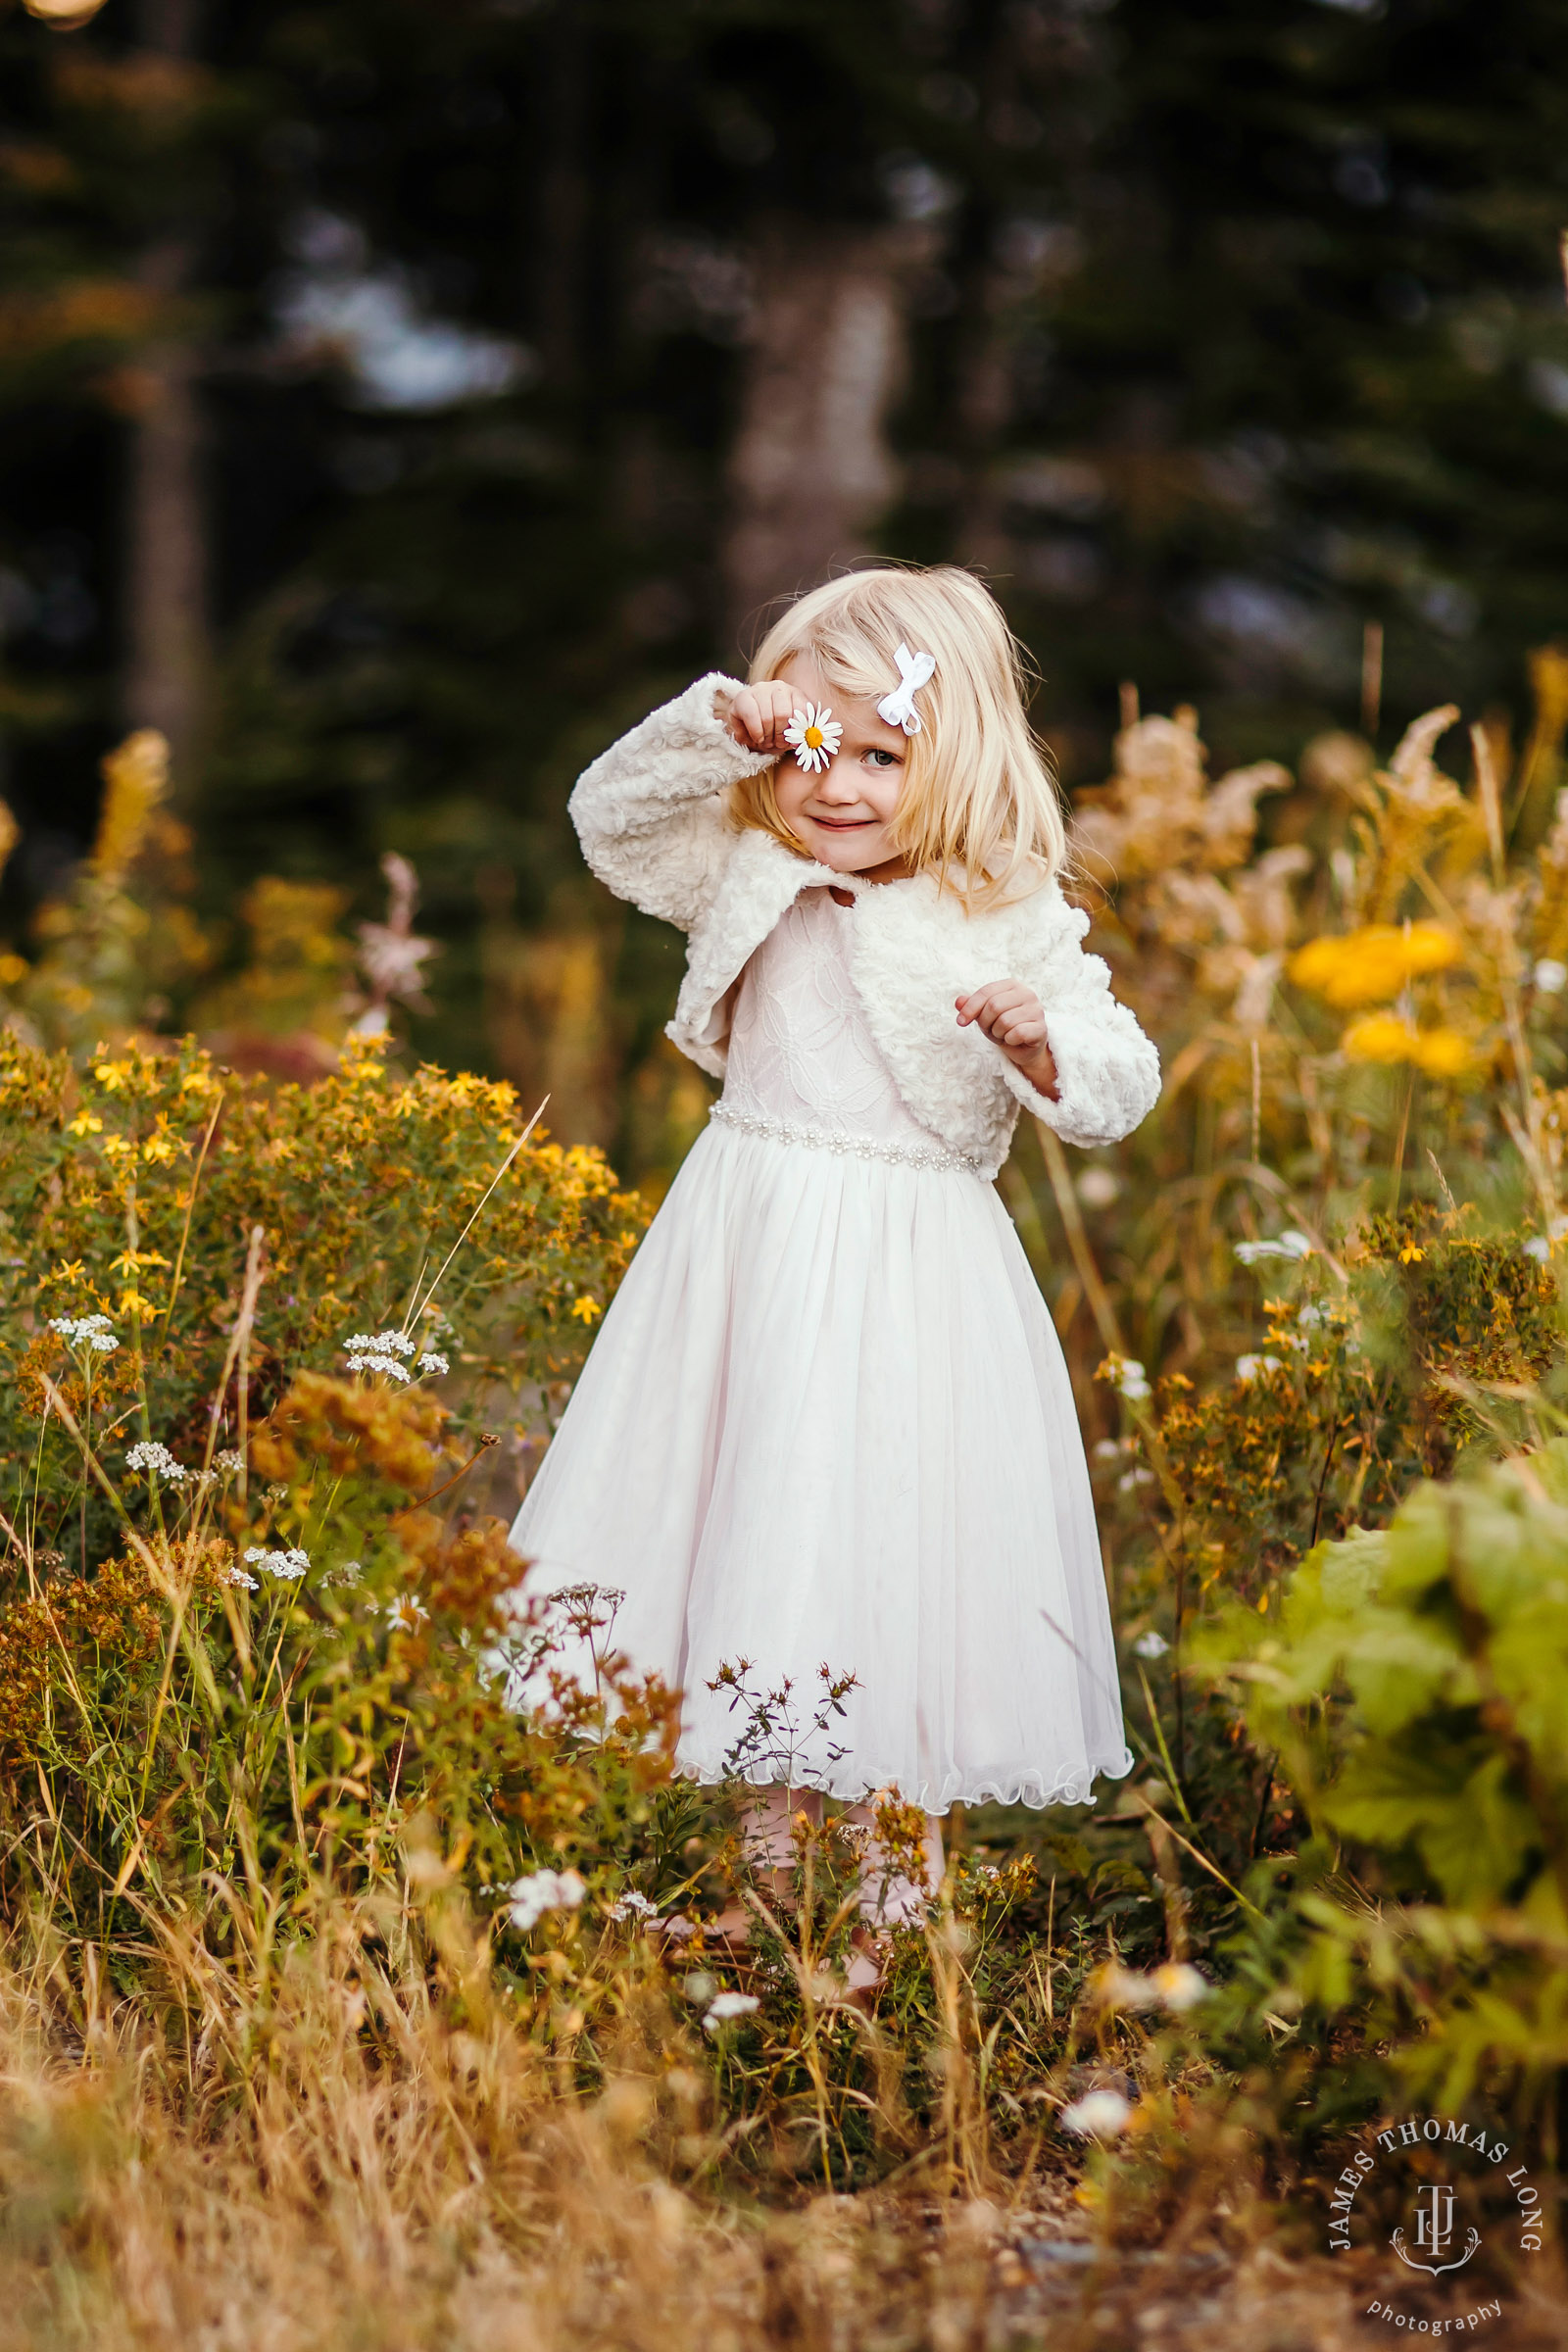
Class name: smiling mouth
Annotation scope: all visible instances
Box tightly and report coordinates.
[808,814,874,829]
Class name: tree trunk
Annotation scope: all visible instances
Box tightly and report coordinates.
[535,2,590,393]
[723,223,920,654]
[122,0,208,791]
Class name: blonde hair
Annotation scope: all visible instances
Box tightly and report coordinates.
[732,565,1066,909]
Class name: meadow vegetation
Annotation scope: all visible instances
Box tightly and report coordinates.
[2,673,1568,2342]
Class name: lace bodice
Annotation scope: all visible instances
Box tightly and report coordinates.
[716,888,974,1170]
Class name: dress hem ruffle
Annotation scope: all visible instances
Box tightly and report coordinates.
[669,1746,1135,1817]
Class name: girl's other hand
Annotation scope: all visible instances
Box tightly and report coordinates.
[956,980,1060,1101]
[724,679,811,753]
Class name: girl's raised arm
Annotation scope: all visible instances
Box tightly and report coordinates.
[568,674,775,933]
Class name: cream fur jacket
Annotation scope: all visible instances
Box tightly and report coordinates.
[570,674,1160,1181]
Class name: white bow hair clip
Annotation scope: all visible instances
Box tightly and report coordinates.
[876,642,937,735]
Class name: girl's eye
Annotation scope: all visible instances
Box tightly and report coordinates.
[865,749,900,769]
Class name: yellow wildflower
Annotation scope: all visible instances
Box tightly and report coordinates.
[94,1060,132,1092]
[1398,1242,1425,1265]
[1342,1013,1470,1078]
[117,1287,160,1319]
[1410,1026,1470,1078]
[100,1135,135,1160]
[110,1249,171,1277]
[570,1296,602,1325]
[1343,1012,1421,1064]
[67,1111,104,1137]
[1290,922,1459,1009]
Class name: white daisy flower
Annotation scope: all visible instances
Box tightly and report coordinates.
[507,1868,586,1932]
[783,703,843,774]
[1152,1962,1210,2013]
[1235,1353,1284,1385]
[703,1991,760,2034]
[1060,2088,1132,2138]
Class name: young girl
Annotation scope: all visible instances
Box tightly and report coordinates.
[511,566,1158,1941]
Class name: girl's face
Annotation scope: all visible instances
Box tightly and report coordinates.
[771,654,911,878]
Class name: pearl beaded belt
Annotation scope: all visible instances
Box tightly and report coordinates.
[709,1099,981,1175]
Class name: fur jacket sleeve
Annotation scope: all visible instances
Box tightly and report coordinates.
[568,675,1161,1177]
[567,673,774,932]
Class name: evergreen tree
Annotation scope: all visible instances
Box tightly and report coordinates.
[0,0,1563,1161]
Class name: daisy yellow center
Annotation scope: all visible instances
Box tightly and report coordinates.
[804,724,823,749]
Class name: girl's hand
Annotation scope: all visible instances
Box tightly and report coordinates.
[724,679,811,754]
[956,980,1060,1101]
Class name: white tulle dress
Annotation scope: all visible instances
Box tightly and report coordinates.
[510,884,1132,1812]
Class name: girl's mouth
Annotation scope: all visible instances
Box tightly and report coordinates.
[808,814,873,830]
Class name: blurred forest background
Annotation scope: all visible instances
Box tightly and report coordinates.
[3,0,1567,1183]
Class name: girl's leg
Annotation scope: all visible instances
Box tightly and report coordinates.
[742,1783,823,1897]
[702,1785,823,1943]
[841,1801,945,1930]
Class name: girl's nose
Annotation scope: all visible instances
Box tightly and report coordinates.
[813,756,861,803]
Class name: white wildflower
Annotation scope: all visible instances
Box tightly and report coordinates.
[1060,2088,1133,2139]
[416,1351,450,1377]
[507,1868,586,1932]
[1534,957,1568,994]
[1234,1230,1313,1265]
[703,1991,760,2034]
[224,1565,260,1591]
[214,1449,244,1475]
[1235,1353,1284,1385]
[1152,1962,1210,2013]
[384,1593,429,1631]
[343,1329,416,1380]
[1131,1630,1169,1660]
[48,1312,120,1354]
[1093,1439,1123,1462]
[607,1890,661,1924]
[243,1545,310,1582]
[1094,1961,1161,2011]
[1100,1352,1151,1403]
[125,1441,188,1484]
[1116,1466,1155,1494]
[1076,1166,1120,1208]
